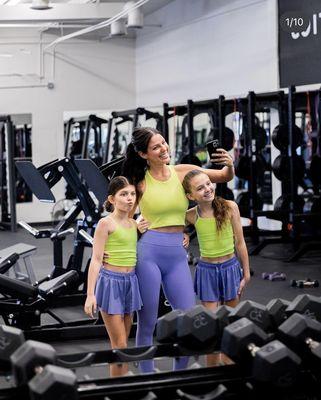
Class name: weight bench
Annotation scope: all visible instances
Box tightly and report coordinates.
[0,243,37,284]
[0,270,79,329]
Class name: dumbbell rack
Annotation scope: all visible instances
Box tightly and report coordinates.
[250,87,321,260]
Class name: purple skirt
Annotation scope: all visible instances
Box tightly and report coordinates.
[95,268,143,315]
[194,257,243,302]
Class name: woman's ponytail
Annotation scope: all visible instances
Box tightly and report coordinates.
[122,127,160,185]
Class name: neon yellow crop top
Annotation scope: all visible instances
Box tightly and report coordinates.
[103,221,137,267]
[195,208,234,258]
[139,165,188,229]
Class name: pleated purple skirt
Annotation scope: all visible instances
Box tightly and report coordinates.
[95,268,143,315]
[194,257,243,302]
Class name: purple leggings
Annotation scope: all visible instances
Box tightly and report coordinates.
[136,230,196,373]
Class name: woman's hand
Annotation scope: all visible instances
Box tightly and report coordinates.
[211,148,234,167]
[84,294,97,318]
[137,217,150,233]
[183,233,190,249]
[238,273,251,297]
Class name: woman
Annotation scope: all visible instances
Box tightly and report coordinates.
[122,127,234,372]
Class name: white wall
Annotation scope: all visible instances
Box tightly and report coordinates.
[136,0,278,106]
[0,29,136,222]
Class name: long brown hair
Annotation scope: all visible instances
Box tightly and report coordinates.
[104,176,135,212]
[182,169,230,232]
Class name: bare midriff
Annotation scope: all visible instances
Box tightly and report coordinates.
[200,252,235,264]
[102,263,134,273]
[151,225,184,233]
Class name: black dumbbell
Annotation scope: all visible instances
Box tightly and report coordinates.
[221,318,301,387]
[266,295,321,332]
[228,300,273,332]
[157,305,225,351]
[277,313,321,370]
[176,306,220,350]
[156,309,185,343]
[0,325,25,367]
[266,298,290,330]
[291,279,319,288]
[10,340,77,399]
[286,294,321,322]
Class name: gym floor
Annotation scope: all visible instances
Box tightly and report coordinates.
[1,225,320,380]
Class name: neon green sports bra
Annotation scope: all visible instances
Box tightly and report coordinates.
[139,165,188,229]
[195,207,234,258]
[103,220,137,267]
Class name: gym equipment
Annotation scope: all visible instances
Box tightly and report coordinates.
[235,154,267,181]
[15,158,102,282]
[290,278,319,288]
[0,325,25,365]
[272,124,303,151]
[285,294,321,322]
[176,306,220,351]
[156,310,185,344]
[0,116,17,231]
[272,154,305,182]
[0,243,37,284]
[277,313,321,367]
[156,305,220,351]
[265,298,290,329]
[10,340,78,399]
[273,194,305,213]
[0,270,79,329]
[0,252,19,274]
[261,272,286,281]
[240,123,267,151]
[221,317,301,387]
[228,300,272,333]
[236,192,264,218]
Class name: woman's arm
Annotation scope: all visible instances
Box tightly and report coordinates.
[183,207,197,248]
[229,201,250,296]
[84,218,109,317]
[175,148,234,183]
[185,207,197,226]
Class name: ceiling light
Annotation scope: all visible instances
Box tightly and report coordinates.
[110,19,127,37]
[30,0,52,10]
[124,1,144,28]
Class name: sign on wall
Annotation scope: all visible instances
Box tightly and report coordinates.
[279,0,321,87]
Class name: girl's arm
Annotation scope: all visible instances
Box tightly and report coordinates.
[229,201,251,296]
[175,149,234,183]
[84,218,109,317]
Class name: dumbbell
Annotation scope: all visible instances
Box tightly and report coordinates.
[221,318,301,387]
[156,305,220,351]
[227,300,273,332]
[290,279,319,288]
[10,340,77,399]
[265,298,290,329]
[286,294,321,321]
[277,313,321,370]
[266,295,321,331]
[0,325,25,367]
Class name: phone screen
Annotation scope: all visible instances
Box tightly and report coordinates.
[206,139,219,157]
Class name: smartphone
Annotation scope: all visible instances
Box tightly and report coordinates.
[206,139,219,158]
